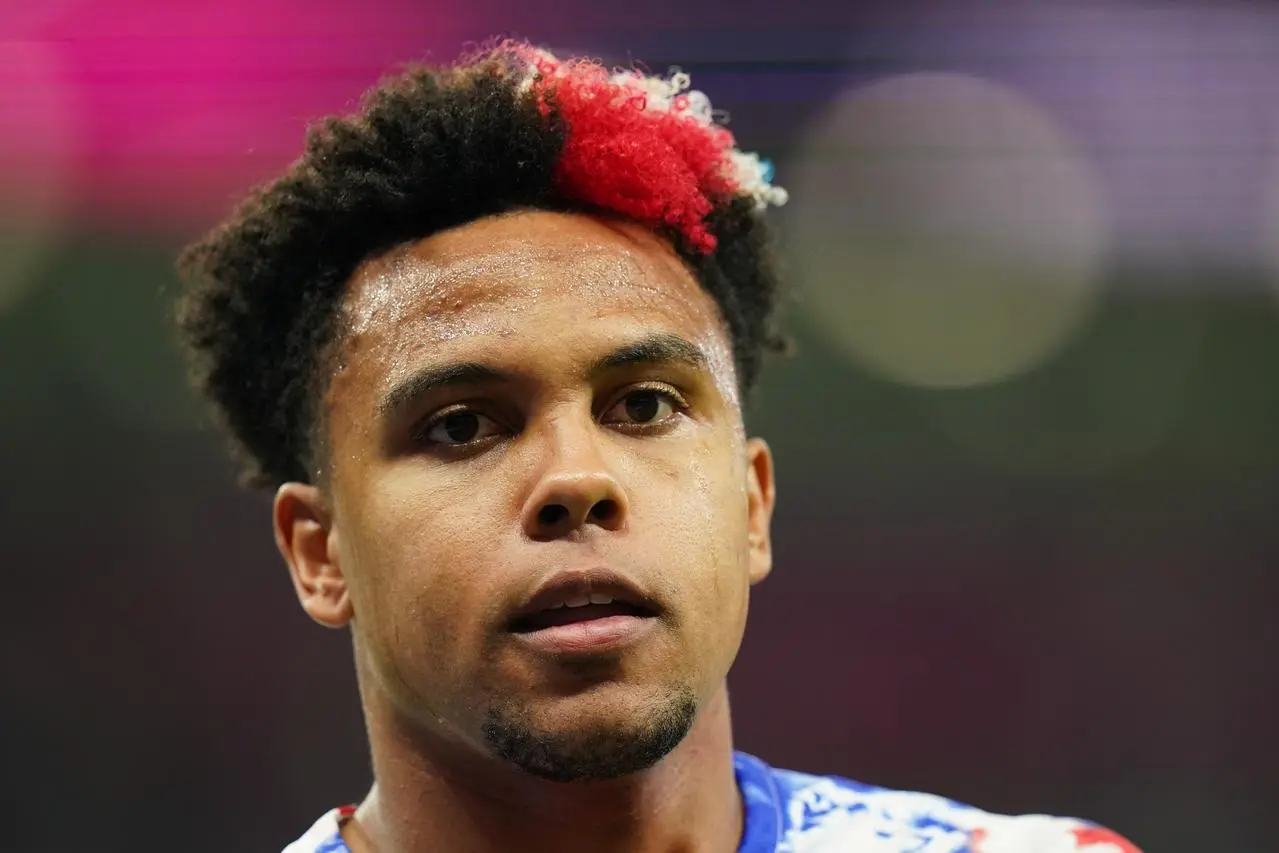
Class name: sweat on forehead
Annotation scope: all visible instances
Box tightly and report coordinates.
[340,211,724,343]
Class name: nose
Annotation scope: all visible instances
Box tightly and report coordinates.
[521,427,629,541]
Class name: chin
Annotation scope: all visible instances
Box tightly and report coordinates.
[481,684,698,783]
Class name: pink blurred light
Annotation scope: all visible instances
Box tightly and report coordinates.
[0,0,75,36]
[0,41,77,183]
[26,0,467,231]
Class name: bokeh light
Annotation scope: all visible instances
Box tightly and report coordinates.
[784,72,1110,390]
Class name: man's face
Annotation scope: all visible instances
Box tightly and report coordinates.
[279,210,774,781]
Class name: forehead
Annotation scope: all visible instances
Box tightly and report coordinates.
[337,210,727,371]
[346,211,717,333]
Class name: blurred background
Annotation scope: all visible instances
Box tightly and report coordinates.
[2,0,1276,850]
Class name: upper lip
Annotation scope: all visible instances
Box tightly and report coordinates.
[509,567,659,626]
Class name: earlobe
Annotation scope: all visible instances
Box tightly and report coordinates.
[273,482,353,628]
[744,437,776,585]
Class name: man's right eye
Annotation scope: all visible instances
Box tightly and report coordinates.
[421,409,502,446]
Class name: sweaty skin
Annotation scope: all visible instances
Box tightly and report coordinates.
[272,210,777,853]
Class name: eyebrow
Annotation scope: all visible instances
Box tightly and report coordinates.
[378,362,510,419]
[586,332,708,377]
[377,332,709,420]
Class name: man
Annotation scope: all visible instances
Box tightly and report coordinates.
[175,41,1141,853]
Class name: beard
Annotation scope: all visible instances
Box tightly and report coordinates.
[481,685,698,783]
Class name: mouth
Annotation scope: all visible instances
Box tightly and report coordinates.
[507,571,660,655]
[510,597,654,633]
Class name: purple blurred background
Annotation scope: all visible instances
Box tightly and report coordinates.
[2,1,1276,850]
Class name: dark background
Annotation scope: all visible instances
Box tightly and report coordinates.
[2,1,1276,850]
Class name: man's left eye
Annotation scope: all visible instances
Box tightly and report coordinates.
[603,389,683,425]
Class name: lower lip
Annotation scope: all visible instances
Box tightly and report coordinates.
[512,614,657,655]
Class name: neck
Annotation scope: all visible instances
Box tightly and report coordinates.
[348,684,743,853]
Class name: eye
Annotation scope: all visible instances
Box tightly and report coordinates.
[420,409,503,446]
[602,387,685,427]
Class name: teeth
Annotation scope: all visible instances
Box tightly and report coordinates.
[543,592,619,610]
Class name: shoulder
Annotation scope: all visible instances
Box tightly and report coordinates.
[741,755,1141,853]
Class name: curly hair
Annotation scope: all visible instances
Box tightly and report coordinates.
[175,42,788,490]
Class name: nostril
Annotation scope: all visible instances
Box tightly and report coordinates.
[538,504,569,527]
[589,500,618,523]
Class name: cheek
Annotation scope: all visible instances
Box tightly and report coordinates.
[653,436,752,604]
[340,476,499,676]
[348,467,486,576]
[664,444,754,686]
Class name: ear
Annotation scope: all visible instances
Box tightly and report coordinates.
[273,482,352,628]
[744,437,776,585]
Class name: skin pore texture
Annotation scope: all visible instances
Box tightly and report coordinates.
[272,210,777,853]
